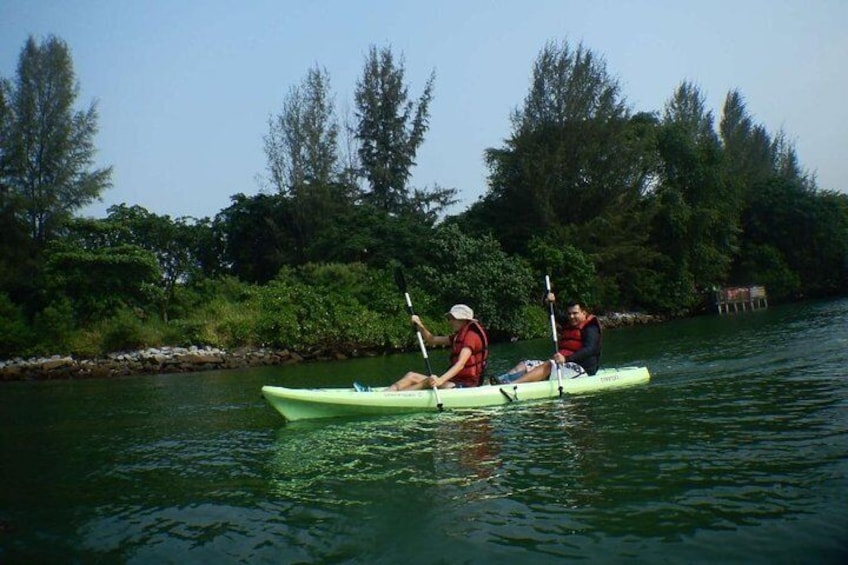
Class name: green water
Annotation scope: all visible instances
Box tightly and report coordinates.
[2,299,847,563]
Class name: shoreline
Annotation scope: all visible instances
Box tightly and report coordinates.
[0,312,664,382]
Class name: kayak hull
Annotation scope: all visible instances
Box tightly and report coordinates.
[262,365,650,422]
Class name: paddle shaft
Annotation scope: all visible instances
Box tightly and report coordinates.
[545,275,564,395]
[403,291,434,376]
[545,276,558,352]
[395,269,442,411]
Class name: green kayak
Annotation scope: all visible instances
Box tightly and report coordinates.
[262,365,650,422]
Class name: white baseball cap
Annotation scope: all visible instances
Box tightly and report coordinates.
[446,304,474,320]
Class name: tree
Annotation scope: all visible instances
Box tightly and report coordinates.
[468,40,653,254]
[719,90,775,204]
[58,206,214,322]
[525,236,597,308]
[101,205,211,321]
[264,65,358,263]
[304,202,432,267]
[43,241,160,324]
[1,35,111,246]
[653,81,738,292]
[414,223,540,338]
[0,81,11,192]
[741,177,848,298]
[718,88,844,299]
[265,65,341,193]
[214,193,298,283]
[354,45,435,213]
[462,40,661,313]
[0,78,33,296]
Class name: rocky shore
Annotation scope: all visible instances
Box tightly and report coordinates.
[0,346,334,382]
[0,312,663,382]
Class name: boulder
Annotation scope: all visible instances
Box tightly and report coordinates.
[41,357,75,371]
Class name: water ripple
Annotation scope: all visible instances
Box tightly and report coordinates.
[4,300,848,562]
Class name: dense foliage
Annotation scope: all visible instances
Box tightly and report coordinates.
[1,36,846,359]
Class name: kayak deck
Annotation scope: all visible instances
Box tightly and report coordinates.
[262,365,650,422]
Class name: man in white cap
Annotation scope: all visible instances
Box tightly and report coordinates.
[381,304,489,391]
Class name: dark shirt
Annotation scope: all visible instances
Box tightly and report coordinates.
[566,319,601,375]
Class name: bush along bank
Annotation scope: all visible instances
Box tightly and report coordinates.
[0,312,664,381]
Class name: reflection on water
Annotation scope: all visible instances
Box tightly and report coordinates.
[268,410,509,506]
[264,399,616,561]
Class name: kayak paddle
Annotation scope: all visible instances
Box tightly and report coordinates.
[546,275,564,397]
[394,268,443,411]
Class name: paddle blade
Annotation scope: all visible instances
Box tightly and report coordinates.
[393,267,407,292]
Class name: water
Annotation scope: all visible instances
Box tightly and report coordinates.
[2,299,847,563]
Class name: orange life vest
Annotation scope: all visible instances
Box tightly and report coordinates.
[557,314,599,357]
[449,319,489,387]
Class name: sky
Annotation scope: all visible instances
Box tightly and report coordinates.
[1,0,846,220]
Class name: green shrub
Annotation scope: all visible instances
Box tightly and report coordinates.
[256,278,303,349]
[158,276,260,348]
[201,298,259,348]
[415,224,537,336]
[0,293,33,358]
[526,237,597,308]
[163,318,208,347]
[100,309,158,352]
[255,265,412,353]
[735,243,801,302]
[32,297,76,355]
[68,329,106,358]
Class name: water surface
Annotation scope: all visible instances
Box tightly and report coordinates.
[2,300,847,563]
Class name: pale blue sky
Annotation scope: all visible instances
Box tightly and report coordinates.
[2,0,846,220]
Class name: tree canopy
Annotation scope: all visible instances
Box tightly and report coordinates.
[1,35,111,245]
[1,36,846,359]
[355,46,435,213]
